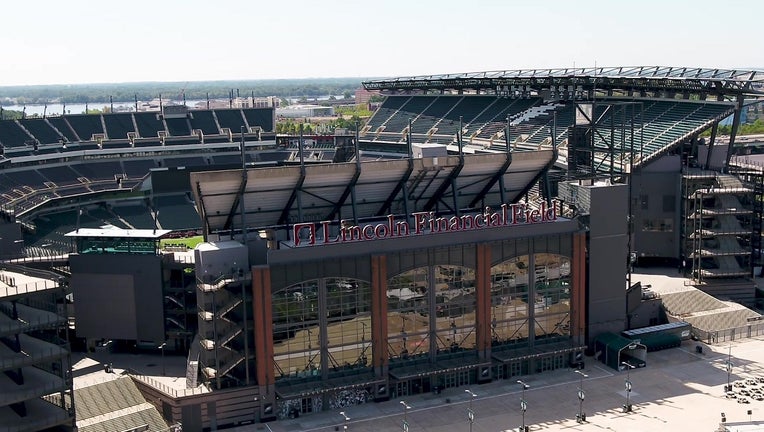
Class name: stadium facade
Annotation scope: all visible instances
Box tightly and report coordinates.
[0,66,763,431]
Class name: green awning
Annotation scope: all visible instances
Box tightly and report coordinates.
[593,332,647,370]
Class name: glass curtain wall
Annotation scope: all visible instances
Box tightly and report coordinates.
[490,257,530,347]
[387,268,429,363]
[387,265,476,364]
[433,266,476,357]
[325,278,372,374]
[272,278,371,382]
[490,252,571,348]
[531,253,571,343]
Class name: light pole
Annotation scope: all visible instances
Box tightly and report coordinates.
[465,389,476,432]
[621,361,635,412]
[253,397,259,423]
[158,342,167,376]
[400,400,411,432]
[340,411,350,431]
[517,380,529,432]
[574,370,588,423]
[725,345,733,392]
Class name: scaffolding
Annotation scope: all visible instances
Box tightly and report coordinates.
[683,169,754,285]
[727,163,764,272]
[197,270,252,390]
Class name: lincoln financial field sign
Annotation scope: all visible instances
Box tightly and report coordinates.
[291,200,560,247]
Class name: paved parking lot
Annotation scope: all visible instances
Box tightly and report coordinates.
[238,336,764,432]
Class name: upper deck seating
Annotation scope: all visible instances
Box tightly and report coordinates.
[46,117,77,141]
[134,112,165,138]
[215,109,246,131]
[103,113,136,140]
[365,107,396,132]
[8,169,49,190]
[66,114,104,141]
[470,98,542,138]
[165,117,191,136]
[37,166,82,186]
[0,120,32,148]
[243,108,275,132]
[410,97,456,134]
[20,119,61,144]
[384,96,437,133]
[189,110,220,135]
[433,97,496,138]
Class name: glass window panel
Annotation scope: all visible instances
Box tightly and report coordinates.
[434,265,476,356]
[325,278,372,374]
[490,257,530,346]
[387,268,429,360]
[272,280,321,379]
[532,253,571,342]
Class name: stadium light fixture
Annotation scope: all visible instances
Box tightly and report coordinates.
[465,389,476,432]
[400,401,411,432]
[574,370,588,423]
[621,361,635,412]
[517,380,529,431]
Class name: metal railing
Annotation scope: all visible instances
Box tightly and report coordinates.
[0,312,64,336]
[0,346,67,370]
[0,279,61,298]
[127,369,211,398]
[692,321,764,344]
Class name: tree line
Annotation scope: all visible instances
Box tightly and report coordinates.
[0,78,377,105]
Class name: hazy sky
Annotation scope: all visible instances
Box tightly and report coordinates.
[1,0,760,86]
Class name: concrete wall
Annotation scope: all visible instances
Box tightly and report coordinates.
[632,157,682,260]
[629,298,663,329]
[0,220,23,259]
[194,241,249,282]
[698,143,729,171]
[133,378,260,432]
[70,253,165,343]
[587,183,629,341]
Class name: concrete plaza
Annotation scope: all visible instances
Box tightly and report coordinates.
[238,336,764,432]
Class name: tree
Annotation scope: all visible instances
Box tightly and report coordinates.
[0,109,23,120]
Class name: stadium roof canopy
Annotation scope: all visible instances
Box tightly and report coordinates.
[364,66,764,98]
[190,151,554,233]
[65,228,171,239]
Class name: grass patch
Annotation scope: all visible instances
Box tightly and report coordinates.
[160,235,204,249]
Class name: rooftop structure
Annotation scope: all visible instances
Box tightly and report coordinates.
[0,266,74,431]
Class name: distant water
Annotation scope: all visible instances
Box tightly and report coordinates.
[1,95,343,117]
[1,101,197,116]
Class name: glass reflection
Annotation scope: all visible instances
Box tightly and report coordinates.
[387,268,429,361]
[433,266,475,355]
[531,253,571,343]
[490,253,571,347]
[272,278,371,381]
[386,265,477,363]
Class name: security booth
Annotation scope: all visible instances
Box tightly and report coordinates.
[593,333,647,370]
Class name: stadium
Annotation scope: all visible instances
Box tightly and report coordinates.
[1,66,763,432]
